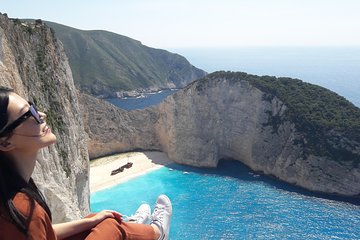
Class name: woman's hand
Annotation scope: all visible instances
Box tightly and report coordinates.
[53,210,123,240]
[90,210,123,225]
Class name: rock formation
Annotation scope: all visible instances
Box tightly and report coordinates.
[0,15,89,222]
[80,72,360,198]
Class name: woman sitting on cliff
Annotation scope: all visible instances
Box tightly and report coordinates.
[0,86,172,240]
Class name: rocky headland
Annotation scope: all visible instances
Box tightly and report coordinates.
[0,14,89,222]
[44,21,207,97]
[80,72,360,198]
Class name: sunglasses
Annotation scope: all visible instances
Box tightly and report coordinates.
[0,102,43,137]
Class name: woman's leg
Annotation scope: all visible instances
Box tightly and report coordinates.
[64,195,171,240]
[63,217,157,240]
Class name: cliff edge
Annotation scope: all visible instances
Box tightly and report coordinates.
[0,15,89,222]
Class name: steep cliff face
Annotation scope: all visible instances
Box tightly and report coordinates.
[80,73,360,197]
[79,92,160,159]
[156,76,360,196]
[0,15,89,222]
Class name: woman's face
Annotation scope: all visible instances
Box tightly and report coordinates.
[5,93,57,152]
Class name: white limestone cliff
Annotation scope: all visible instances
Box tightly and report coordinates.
[156,77,360,197]
[80,76,360,198]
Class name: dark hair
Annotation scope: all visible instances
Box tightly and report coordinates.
[0,86,52,234]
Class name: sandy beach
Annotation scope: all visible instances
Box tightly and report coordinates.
[90,151,173,192]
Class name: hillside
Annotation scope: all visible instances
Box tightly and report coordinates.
[43,21,206,96]
[197,71,360,164]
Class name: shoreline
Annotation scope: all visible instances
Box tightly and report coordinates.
[90,151,173,192]
[97,87,181,99]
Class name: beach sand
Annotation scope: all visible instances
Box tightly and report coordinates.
[90,151,173,192]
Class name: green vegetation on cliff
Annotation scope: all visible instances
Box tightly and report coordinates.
[43,21,206,96]
[205,71,360,164]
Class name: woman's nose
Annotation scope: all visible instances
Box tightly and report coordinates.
[39,111,47,121]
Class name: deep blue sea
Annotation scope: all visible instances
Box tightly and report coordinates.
[95,47,360,239]
[106,90,178,111]
[174,47,360,108]
[106,47,360,109]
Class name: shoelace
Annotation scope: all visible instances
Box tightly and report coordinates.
[129,208,151,222]
[152,205,167,221]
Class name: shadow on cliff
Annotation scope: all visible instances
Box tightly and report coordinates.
[165,159,360,206]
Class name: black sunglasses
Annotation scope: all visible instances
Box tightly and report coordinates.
[0,102,43,137]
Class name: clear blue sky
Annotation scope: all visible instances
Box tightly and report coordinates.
[1,0,359,48]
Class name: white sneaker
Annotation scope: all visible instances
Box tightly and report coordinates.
[151,195,172,240]
[127,203,151,224]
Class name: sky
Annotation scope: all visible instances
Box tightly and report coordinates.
[1,0,360,49]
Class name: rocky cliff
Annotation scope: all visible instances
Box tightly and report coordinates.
[80,72,360,197]
[0,14,89,222]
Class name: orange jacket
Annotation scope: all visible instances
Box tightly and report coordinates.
[0,192,56,240]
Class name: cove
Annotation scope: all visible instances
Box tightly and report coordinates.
[91,160,360,239]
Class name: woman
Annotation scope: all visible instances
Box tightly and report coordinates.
[0,87,172,240]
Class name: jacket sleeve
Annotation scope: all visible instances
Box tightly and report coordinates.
[9,193,57,240]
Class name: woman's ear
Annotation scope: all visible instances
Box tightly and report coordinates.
[0,139,15,151]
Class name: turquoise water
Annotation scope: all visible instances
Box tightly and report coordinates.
[91,161,360,239]
[95,47,360,239]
